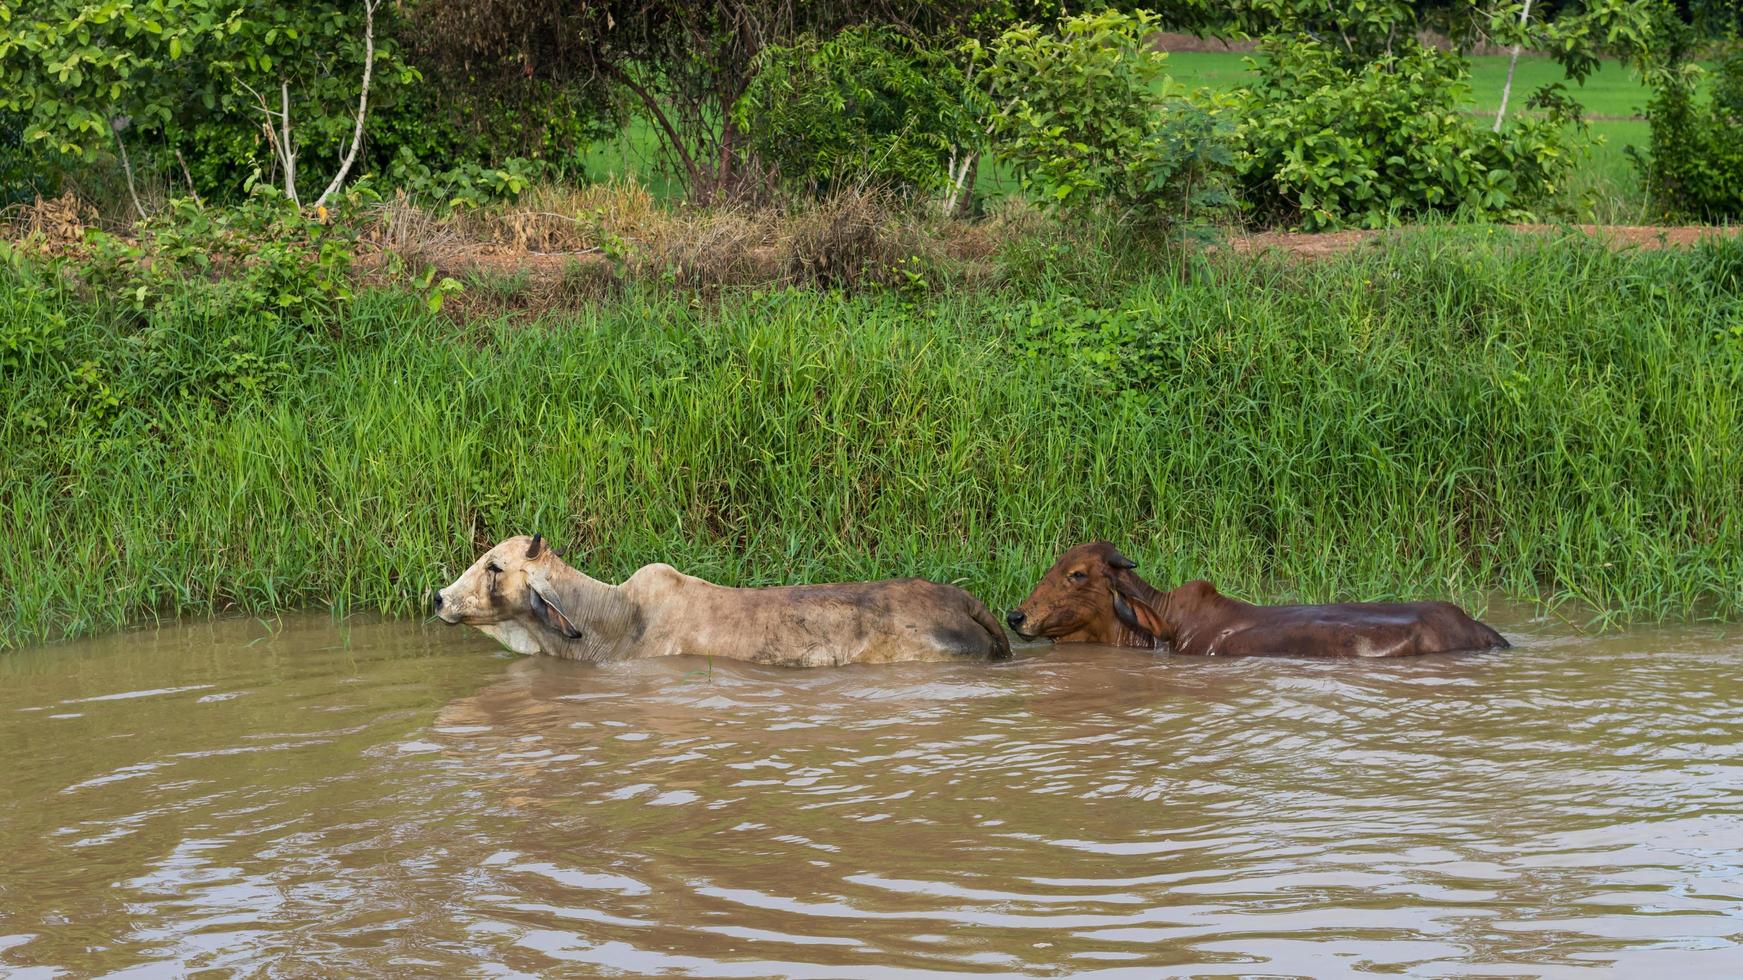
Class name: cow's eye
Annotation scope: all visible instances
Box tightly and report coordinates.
[1068,570,1087,583]
[486,562,502,575]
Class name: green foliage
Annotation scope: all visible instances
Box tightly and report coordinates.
[0,0,196,158]
[736,27,974,196]
[1233,36,1587,229]
[0,255,65,372]
[0,0,417,201]
[0,109,52,204]
[370,80,610,181]
[979,9,1234,226]
[385,151,543,209]
[405,0,1013,200]
[1631,47,1743,220]
[1497,0,1659,84]
[1187,0,1657,79]
[66,184,361,325]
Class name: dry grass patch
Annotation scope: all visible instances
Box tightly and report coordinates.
[363,182,1011,302]
[1,193,99,253]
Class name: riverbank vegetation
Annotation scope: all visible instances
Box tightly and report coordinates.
[4,224,1740,649]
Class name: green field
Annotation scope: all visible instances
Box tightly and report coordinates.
[5,227,1740,649]
[1165,51,1657,118]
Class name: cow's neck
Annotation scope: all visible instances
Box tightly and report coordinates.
[549,571,643,662]
[1162,581,1235,655]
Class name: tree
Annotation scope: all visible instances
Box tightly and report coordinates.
[1627,2,1743,219]
[0,0,413,211]
[978,9,1233,227]
[409,0,1048,201]
[735,26,977,200]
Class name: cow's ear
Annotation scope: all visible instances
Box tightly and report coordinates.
[527,534,544,559]
[529,585,583,639]
[1107,548,1137,570]
[1110,584,1165,641]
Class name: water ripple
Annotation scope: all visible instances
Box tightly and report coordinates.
[2,613,1742,975]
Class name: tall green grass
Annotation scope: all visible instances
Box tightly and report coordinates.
[3,227,1741,649]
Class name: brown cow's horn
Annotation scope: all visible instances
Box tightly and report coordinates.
[1108,549,1137,570]
[527,533,544,559]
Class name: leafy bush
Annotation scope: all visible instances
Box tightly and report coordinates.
[0,188,390,480]
[385,151,542,209]
[736,27,974,197]
[0,0,438,204]
[1233,36,1588,230]
[68,185,362,326]
[1631,48,1743,220]
[0,253,66,373]
[0,110,52,205]
[979,9,1234,228]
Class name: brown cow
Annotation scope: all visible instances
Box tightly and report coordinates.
[1007,541,1508,658]
[434,535,1011,666]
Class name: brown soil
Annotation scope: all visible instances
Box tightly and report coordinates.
[1221,224,1741,259]
[9,189,1735,305]
[424,223,1739,277]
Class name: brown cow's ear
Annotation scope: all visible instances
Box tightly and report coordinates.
[527,534,544,559]
[1108,549,1137,570]
[529,585,583,639]
[1111,585,1165,639]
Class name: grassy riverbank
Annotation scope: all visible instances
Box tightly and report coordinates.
[3,226,1741,649]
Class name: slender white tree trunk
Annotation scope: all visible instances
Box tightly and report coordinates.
[110,118,146,219]
[941,151,977,217]
[280,79,298,203]
[315,0,378,207]
[1494,0,1535,132]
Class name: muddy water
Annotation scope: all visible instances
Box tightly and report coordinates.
[3,614,1742,977]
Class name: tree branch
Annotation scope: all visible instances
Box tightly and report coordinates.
[1494,0,1535,132]
[175,148,205,208]
[110,118,146,220]
[281,78,298,203]
[237,77,291,193]
[606,62,700,189]
[315,0,378,207]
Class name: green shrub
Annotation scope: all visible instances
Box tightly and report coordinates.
[1631,48,1743,220]
[0,1,422,203]
[385,151,542,209]
[0,110,49,205]
[736,26,974,197]
[65,185,362,328]
[1234,36,1588,230]
[979,9,1234,228]
[0,253,65,373]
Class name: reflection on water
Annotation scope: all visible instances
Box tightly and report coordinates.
[3,612,1743,976]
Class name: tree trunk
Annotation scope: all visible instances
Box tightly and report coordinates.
[315,0,379,207]
[110,119,146,220]
[608,65,702,195]
[280,79,298,204]
[1494,0,1536,132]
[941,151,978,217]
